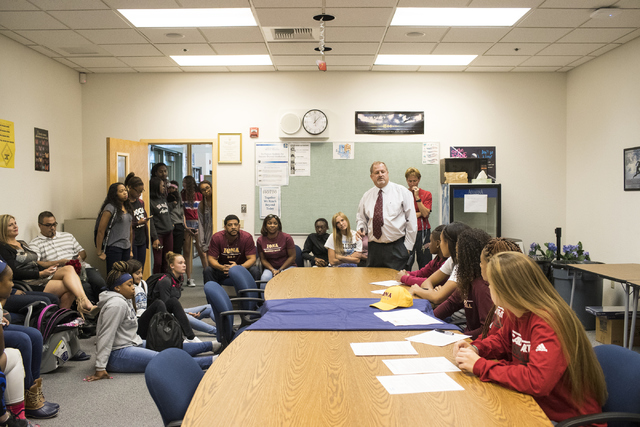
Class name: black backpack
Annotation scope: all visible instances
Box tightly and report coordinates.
[146,312,183,352]
[24,303,82,341]
[145,273,167,305]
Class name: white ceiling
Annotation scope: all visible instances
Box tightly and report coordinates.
[1,0,639,73]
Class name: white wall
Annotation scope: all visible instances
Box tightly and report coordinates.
[81,71,567,246]
[0,36,83,241]
[566,36,640,305]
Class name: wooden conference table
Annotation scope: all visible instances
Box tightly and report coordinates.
[567,263,640,349]
[184,268,550,427]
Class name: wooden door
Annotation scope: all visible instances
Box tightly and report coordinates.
[106,137,151,278]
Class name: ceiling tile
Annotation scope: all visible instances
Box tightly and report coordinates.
[70,56,128,67]
[589,43,621,56]
[468,0,544,6]
[539,0,620,8]
[211,42,269,54]
[84,67,137,73]
[397,0,469,6]
[276,65,319,71]
[28,45,61,57]
[271,55,317,66]
[537,43,604,55]
[0,0,38,11]
[512,66,560,71]
[52,57,81,68]
[100,44,163,56]
[558,28,636,42]
[384,27,447,42]
[485,42,548,55]
[517,9,591,27]
[0,30,36,45]
[378,42,437,54]
[15,29,93,47]
[372,65,420,71]
[101,0,181,8]
[270,42,379,55]
[327,0,398,6]
[470,55,528,66]
[49,10,131,30]
[225,65,276,72]
[557,66,574,72]
[567,56,595,67]
[432,43,493,54]
[329,26,387,42]
[466,66,515,72]
[324,7,395,27]
[582,10,640,28]
[254,8,328,27]
[253,0,319,7]
[520,55,580,66]
[179,0,251,6]
[118,56,177,67]
[615,0,640,7]
[615,28,640,43]
[154,43,215,55]
[200,27,264,43]
[133,67,183,72]
[28,0,110,10]
[256,7,394,27]
[501,27,572,42]
[78,29,148,44]
[180,66,229,72]
[324,65,372,70]
[0,11,68,30]
[442,28,511,43]
[418,65,467,71]
[325,55,374,66]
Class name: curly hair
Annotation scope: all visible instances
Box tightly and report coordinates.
[106,261,130,291]
[442,222,471,263]
[455,228,491,299]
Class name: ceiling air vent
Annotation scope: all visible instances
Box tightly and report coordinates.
[262,27,320,42]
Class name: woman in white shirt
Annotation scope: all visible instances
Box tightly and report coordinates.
[325,212,362,267]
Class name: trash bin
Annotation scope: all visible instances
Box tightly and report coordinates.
[552,262,603,330]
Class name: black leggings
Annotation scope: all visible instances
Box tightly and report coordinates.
[137,299,195,340]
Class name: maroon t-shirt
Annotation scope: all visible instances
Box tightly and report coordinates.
[256,232,295,270]
[208,229,256,266]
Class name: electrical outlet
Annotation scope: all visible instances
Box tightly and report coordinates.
[611,281,615,289]
[241,204,247,213]
[239,220,244,229]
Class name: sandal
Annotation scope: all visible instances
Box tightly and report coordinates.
[76,296,100,319]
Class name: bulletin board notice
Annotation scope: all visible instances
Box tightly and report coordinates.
[0,119,15,169]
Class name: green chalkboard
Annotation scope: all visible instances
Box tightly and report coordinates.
[255,142,440,235]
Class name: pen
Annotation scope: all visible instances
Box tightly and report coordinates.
[433,329,455,336]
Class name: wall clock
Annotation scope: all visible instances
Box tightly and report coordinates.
[302,109,328,135]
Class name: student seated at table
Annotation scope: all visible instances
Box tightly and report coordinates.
[431,228,492,339]
[325,212,362,267]
[396,224,446,284]
[454,252,607,424]
[408,222,470,305]
[302,218,330,267]
[85,263,215,381]
[477,238,522,339]
[257,215,296,284]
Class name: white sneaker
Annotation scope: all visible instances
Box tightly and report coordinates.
[187,279,196,287]
[184,336,202,343]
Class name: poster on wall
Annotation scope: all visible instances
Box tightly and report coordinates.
[289,142,310,176]
[355,111,424,135]
[623,146,640,191]
[333,142,354,160]
[450,146,496,180]
[259,186,281,219]
[0,119,15,169]
[423,142,439,165]
[256,143,289,186]
[34,128,50,172]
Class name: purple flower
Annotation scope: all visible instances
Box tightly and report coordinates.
[547,243,557,252]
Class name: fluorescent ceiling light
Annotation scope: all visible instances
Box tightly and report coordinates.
[171,55,272,66]
[119,8,257,28]
[391,8,530,26]
[375,55,476,66]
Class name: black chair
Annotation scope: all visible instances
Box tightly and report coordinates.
[556,344,640,427]
[145,348,204,427]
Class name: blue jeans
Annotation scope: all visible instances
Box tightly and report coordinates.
[106,340,214,373]
[184,305,217,336]
[105,246,130,273]
[4,324,43,389]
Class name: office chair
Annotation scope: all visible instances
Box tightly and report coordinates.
[204,281,262,350]
[228,264,264,311]
[145,348,204,427]
[556,344,640,427]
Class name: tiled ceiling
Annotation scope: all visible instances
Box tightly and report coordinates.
[1,0,639,73]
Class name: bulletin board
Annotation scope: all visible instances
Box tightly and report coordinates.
[254,142,440,234]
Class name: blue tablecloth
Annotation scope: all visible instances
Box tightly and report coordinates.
[247,298,461,331]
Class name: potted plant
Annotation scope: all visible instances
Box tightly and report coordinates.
[528,242,556,280]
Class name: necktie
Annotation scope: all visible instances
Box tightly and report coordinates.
[373,189,383,239]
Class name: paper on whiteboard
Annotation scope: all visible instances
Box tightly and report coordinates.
[377,373,464,394]
[464,194,487,213]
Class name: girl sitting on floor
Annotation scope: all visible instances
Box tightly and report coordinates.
[85,262,214,381]
[326,212,362,267]
[454,252,607,424]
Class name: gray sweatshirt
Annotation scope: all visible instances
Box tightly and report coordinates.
[95,291,142,371]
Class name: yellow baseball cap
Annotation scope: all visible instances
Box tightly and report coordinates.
[370,286,413,311]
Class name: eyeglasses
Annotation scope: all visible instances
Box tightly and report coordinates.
[39,222,58,228]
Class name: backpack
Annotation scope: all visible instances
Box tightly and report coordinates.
[145,273,167,305]
[94,209,117,251]
[27,303,83,341]
[146,311,183,352]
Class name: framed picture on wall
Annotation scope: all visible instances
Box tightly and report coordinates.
[624,146,640,191]
[218,133,242,164]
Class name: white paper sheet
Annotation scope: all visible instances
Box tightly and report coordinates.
[371,289,386,295]
[406,330,471,347]
[377,373,464,395]
[350,341,418,356]
[464,194,488,213]
[383,357,461,375]
[370,280,401,287]
[374,309,443,326]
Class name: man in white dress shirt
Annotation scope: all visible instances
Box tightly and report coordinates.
[356,161,417,270]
